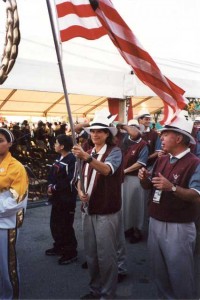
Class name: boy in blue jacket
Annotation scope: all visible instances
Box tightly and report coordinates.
[45,134,78,265]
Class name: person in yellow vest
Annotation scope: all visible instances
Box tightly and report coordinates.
[0,128,28,300]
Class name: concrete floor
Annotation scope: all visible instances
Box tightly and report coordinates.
[16,200,200,299]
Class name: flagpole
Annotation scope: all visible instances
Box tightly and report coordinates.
[46,0,75,142]
[46,0,85,193]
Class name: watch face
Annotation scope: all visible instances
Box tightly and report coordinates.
[172,185,176,192]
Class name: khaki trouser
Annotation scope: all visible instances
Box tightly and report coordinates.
[82,211,121,299]
[148,217,196,299]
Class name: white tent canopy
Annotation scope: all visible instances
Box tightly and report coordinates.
[0,0,200,119]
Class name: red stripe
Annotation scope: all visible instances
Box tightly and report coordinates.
[134,69,186,109]
[55,0,187,124]
[160,104,171,125]
[95,0,187,122]
[95,11,161,72]
[56,1,106,41]
[60,26,106,42]
[166,77,185,95]
[134,69,180,99]
[97,13,186,107]
[99,1,131,29]
[56,2,96,18]
[112,33,160,71]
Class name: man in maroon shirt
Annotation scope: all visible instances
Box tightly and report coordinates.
[138,115,200,299]
[137,109,161,170]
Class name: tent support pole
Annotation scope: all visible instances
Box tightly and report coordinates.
[46,0,85,193]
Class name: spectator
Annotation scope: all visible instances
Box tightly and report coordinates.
[46,122,55,150]
[20,120,31,151]
[11,124,22,152]
[34,121,47,149]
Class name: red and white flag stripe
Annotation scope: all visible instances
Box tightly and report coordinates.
[55,0,107,42]
[54,0,188,124]
[94,0,188,124]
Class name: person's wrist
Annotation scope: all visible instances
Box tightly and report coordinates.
[83,153,90,160]
[171,184,177,192]
[84,155,93,163]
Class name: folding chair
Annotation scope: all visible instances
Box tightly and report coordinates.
[24,164,48,202]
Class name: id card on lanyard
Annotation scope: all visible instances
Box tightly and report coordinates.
[152,158,178,204]
[153,189,162,204]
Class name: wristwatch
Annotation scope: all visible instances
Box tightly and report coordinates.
[85,155,93,164]
[171,185,177,192]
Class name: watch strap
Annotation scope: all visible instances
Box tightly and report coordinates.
[85,155,93,163]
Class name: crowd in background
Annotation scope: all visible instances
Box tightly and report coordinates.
[0,114,199,187]
[4,120,70,151]
[1,109,200,299]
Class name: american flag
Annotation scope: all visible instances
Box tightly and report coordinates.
[55,0,106,41]
[55,0,188,124]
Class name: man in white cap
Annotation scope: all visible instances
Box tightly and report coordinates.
[72,109,123,299]
[138,115,200,299]
[137,109,161,170]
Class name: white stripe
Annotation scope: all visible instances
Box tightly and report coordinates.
[96,8,144,49]
[84,162,89,194]
[99,11,187,108]
[96,2,187,118]
[59,161,68,166]
[137,161,146,166]
[162,108,182,125]
[84,145,107,198]
[105,162,114,174]
[96,10,174,87]
[58,14,103,30]
[99,0,115,10]
[146,82,185,108]
[86,153,102,198]
[119,50,173,88]
[146,83,178,108]
[97,11,175,91]
[122,51,181,108]
[65,164,68,175]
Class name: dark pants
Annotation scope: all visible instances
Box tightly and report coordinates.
[50,201,77,255]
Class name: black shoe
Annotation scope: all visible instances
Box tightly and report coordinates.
[45,248,63,256]
[124,228,134,238]
[58,254,77,265]
[80,293,100,299]
[118,273,127,283]
[81,261,88,269]
[129,234,143,244]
